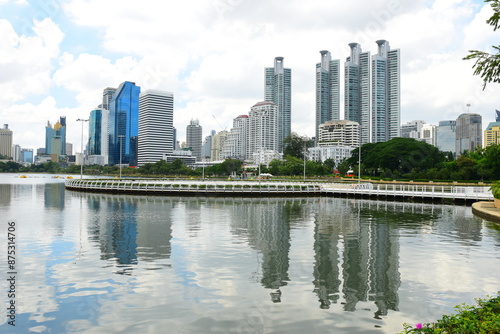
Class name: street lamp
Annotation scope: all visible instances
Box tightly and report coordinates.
[76,118,88,179]
[118,135,125,179]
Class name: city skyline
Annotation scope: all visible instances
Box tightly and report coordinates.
[0,1,498,151]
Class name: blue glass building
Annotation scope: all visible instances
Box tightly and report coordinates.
[88,109,102,155]
[108,82,140,166]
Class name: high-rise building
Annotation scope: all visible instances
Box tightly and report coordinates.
[437,120,457,155]
[247,101,279,161]
[400,120,426,139]
[138,90,174,166]
[0,124,13,158]
[496,109,500,122]
[265,57,291,152]
[45,117,66,156]
[21,148,33,163]
[202,135,213,160]
[211,130,228,161]
[108,81,140,166]
[88,108,103,155]
[372,40,400,143]
[316,50,340,142]
[221,115,249,160]
[345,43,371,144]
[186,119,202,161]
[420,123,437,146]
[484,122,500,147]
[13,144,21,162]
[317,120,360,147]
[101,87,117,110]
[455,113,482,156]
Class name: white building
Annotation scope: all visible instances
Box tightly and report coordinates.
[308,146,355,167]
[220,115,248,160]
[318,120,360,147]
[138,90,174,166]
[252,149,283,167]
[420,123,437,146]
[247,101,279,163]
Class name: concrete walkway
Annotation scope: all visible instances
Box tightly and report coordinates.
[472,201,500,223]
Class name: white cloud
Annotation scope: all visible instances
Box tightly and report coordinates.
[1,0,499,150]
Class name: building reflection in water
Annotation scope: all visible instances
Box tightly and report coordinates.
[229,198,293,302]
[44,182,65,209]
[0,184,11,206]
[83,193,173,274]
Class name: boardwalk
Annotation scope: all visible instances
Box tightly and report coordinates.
[65,179,494,203]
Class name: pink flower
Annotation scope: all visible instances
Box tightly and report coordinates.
[415,323,423,329]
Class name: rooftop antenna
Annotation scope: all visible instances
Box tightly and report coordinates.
[466,103,471,113]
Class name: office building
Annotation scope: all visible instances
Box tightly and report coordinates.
[496,109,500,122]
[138,90,174,166]
[108,81,140,166]
[45,117,66,157]
[265,57,291,152]
[316,51,340,142]
[437,120,456,155]
[186,119,203,161]
[484,122,500,147]
[21,148,33,164]
[13,144,21,162]
[247,101,279,162]
[317,120,360,147]
[420,123,437,146]
[455,113,482,156]
[371,40,400,143]
[400,120,426,139]
[88,108,103,155]
[0,124,13,158]
[101,87,117,110]
[345,43,371,144]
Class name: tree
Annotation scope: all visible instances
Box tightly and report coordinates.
[283,133,313,160]
[463,0,500,88]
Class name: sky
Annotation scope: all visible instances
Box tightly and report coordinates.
[0,0,498,153]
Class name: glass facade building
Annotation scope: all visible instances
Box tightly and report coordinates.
[345,43,371,145]
[455,113,482,156]
[316,50,340,143]
[108,81,141,166]
[265,57,291,152]
[88,109,102,155]
[45,117,66,156]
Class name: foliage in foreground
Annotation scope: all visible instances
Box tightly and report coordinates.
[399,293,500,334]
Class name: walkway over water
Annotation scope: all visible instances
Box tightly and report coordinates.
[65,179,493,203]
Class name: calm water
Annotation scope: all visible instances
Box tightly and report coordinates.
[0,174,499,334]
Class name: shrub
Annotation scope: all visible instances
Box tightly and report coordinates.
[399,293,500,334]
[490,181,500,199]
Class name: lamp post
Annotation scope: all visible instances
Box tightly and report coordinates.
[76,118,88,179]
[118,135,125,179]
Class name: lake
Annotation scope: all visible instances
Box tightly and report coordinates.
[0,174,499,333]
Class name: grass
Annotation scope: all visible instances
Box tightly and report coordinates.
[399,293,500,334]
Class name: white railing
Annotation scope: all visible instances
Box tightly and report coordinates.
[65,180,493,201]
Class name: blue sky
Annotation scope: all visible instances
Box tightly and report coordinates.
[0,0,498,151]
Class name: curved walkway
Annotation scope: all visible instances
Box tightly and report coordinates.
[472,201,500,223]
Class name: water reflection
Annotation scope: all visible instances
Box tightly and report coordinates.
[1,178,499,334]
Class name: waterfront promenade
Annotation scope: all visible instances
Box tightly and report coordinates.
[65,179,493,203]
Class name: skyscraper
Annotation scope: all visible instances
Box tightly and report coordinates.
[45,117,66,156]
[316,50,340,142]
[88,108,103,155]
[108,81,140,166]
[484,121,500,147]
[372,40,400,143]
[138,90,174,166]
[247,101,279,160]
[101,87,117,110]
[186,119,202,161]
[456,113,482,156]
[265,57,291,152]
[345,43,371,144]
[0,124,13,158]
